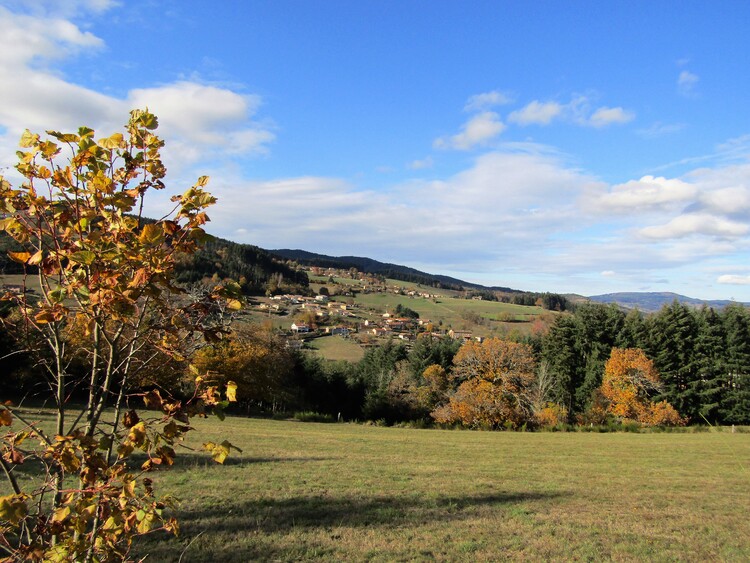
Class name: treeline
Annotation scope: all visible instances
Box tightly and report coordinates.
[543,301,750,424]
[2,295,747,426]
[194,334,463,423]
[505,292,570,311]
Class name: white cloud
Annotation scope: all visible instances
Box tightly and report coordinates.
[639,214,750,240]
[502,96,634,129]
[588,106,635,128]
[601,270,616,277]
[717,274,750,285]
[678,70,699,96]
[0,6,105,68]
[508,101,563,126]
[0,3,274,178]
[464,90,513,111]
[128,82,274,159]
[583,175,697,214]
[433,112,505,151]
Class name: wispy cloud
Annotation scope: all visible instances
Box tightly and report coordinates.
[637,121,686,138]
[678,70,700,97]
[508,101,563,125]
[505,96,634,128]
[588,106,635,128]
[408,156,434,170]
[464,90,513,111]
[433,112,505,151]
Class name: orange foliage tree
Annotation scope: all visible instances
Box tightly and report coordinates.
[431,338,536,429]
[600,348,685,426]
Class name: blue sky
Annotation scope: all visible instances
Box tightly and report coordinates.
[2,0,750,299]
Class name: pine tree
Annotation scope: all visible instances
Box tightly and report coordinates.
[649,301,700,419]
[720,304,750,424]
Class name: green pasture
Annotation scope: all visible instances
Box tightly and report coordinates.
[340,292,547,334]
[122,418,749,561]
[305,335,365,362]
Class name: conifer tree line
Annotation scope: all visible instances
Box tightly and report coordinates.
[543,301,750,425]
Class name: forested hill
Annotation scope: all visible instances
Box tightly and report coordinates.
[588,292,747,312]
[174,236,309,294]
[0,231,309,296]
[271,248,520,293]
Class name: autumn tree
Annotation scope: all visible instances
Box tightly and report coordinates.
[432,338,537,429]
[192,325,296,413]
[600,348,685,426]
[0,110,240,561]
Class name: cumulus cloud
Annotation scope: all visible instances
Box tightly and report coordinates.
[583,175,697,214]
[464,90,513,111]
[678,70,699,96]
[433,112,505,151]
[508,101,563,126]
[0,6,104,68]
[0,2,274,177]
[588,106,635,128]
[205,148,598,266]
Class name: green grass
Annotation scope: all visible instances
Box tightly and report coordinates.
[339,292,549,336]
[305,335,365,362]
[122,417,750,561]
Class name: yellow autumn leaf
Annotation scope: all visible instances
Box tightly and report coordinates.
[7,251,31,264]
[226,381,238,402]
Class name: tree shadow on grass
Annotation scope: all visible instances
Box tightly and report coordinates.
[165,452,335,469]
[135,489,570,561]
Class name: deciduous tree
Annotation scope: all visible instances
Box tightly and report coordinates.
[600,348,684,426]
[0,110,240,561]
[432,338,536,429]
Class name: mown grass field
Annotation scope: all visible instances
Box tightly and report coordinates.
[119,417,750,561]
[305,335,365,362]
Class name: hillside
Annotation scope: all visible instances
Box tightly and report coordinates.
[171,236,309,295]
[0,230,309,296]
[271,248,520,292]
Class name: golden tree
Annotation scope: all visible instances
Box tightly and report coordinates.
[600,348,685,426]
[432,338,536,429]
[0,110,241,561]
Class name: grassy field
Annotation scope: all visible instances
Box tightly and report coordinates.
[305,335,365,362]
[339,292,548,337]
[116,417,750,561]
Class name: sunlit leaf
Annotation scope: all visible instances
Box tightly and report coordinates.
[70,251,96,266]
[8,251,31,264]
[138,223,163,245]
[98,133,124,149]
[226,381,238,402]
[19,129,38,148]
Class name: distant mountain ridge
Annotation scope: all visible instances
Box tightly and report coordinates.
[587,292,747,312]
